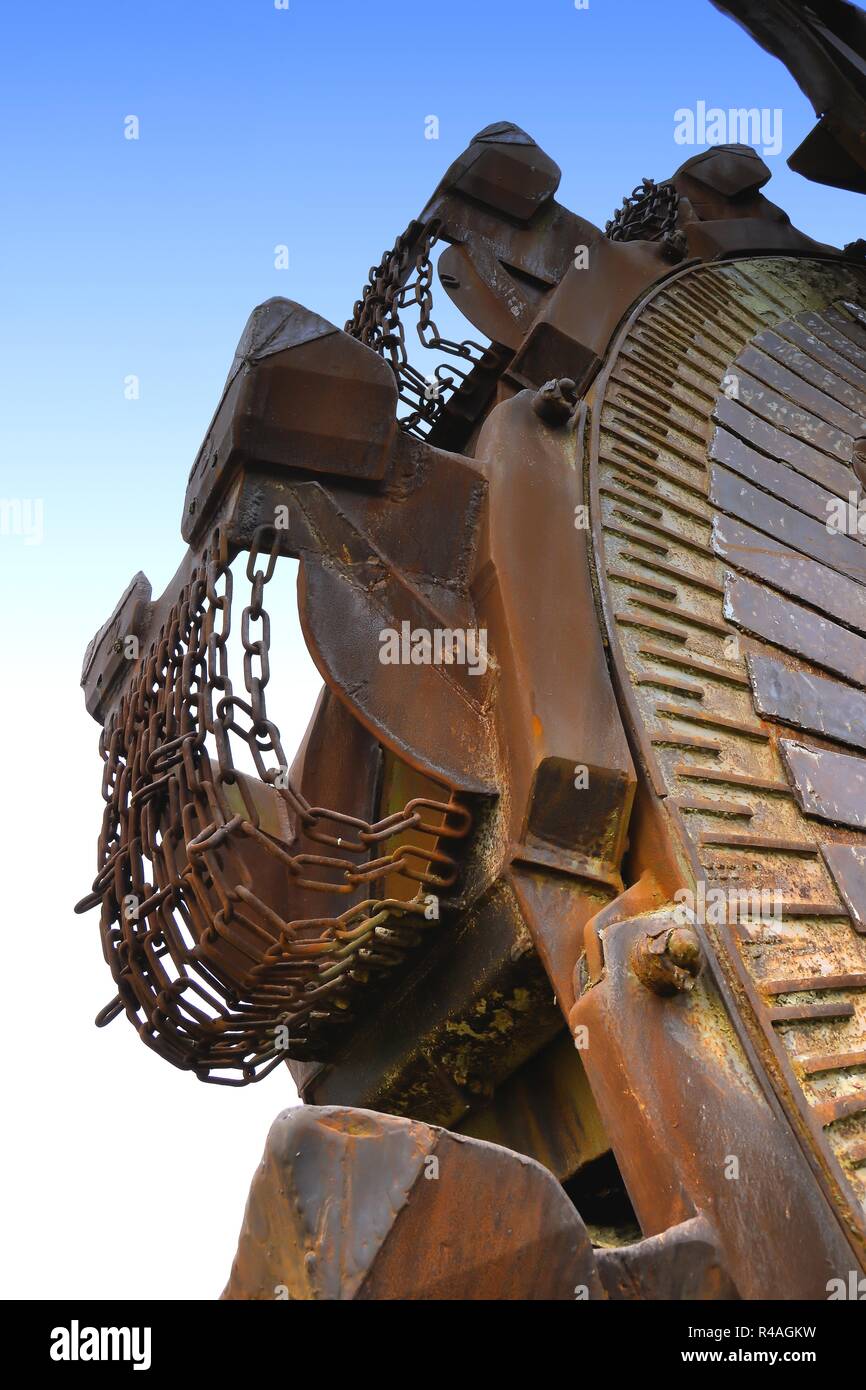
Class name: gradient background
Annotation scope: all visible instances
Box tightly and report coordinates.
[2,0,863,1300]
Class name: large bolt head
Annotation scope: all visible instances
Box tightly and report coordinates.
[631,923,704,997]
[532,377,578,427]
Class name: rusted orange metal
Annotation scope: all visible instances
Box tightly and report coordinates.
[77,3,866,1300]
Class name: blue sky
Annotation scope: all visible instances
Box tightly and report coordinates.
[2,0,864,1299]
[2,0,862,610]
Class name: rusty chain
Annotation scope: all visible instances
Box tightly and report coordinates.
[606,178,687,261]
[346,220,495,436]
[76,525,470,1084]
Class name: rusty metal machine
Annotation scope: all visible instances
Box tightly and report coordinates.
[77,1,866,1299]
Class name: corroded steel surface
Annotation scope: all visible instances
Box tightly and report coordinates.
[76,519,470,1080]
[713,0,866,193]
[588,258,866,1254]
[77,44,866,1296]
[222,1106,603,1300]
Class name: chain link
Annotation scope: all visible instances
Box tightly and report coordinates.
[77,526,471,1083]
[346,221,495,437]
[606,178,686,261]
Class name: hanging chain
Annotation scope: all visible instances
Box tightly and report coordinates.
[76,525,471,1084]
[346,220,496,437]
[606,178,687,261]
